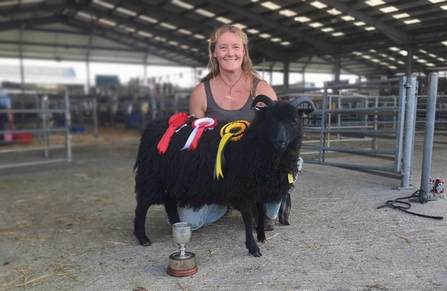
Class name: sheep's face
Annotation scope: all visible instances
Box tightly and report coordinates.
[252,95,315,153]
[264,103,300,152]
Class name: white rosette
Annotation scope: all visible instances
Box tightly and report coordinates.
[181,117,217,151]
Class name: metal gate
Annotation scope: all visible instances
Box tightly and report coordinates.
[277,74,438,189]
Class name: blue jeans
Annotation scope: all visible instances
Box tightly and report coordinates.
[265,202,281,220]
[177,204,227,231]
[177,201,281,231]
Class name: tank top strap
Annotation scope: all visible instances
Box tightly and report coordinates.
[204,79,212,99]
[253,78,260,92]
[204,79,218,109]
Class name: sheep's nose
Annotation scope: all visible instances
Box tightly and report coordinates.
[276,141,286,150]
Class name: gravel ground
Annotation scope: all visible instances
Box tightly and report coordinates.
[0,132,446,291]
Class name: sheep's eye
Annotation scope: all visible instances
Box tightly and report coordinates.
[291,118,298,125]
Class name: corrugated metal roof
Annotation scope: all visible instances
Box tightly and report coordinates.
[0,0,446,77]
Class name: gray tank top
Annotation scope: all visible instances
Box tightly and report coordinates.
[204,79,260,122]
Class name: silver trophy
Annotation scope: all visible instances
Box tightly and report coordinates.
[166,222,198,276]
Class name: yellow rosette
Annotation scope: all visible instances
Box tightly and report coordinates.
[214,120,250,179]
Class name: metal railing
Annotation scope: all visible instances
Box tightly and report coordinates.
[277,75,432,188]
[0,88,72,169]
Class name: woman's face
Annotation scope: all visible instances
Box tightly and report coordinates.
[213,32,245,73]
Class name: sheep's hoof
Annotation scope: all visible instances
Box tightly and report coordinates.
[141,240,152,247]
[250,250,262,257]
[137,236,152,246]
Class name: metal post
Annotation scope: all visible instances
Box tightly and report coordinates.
[262,56,265,79]
[372,96,378,150]
[192,67,197,86]
[86,25,93,94]
[364,97,368,132]
[19,25,25,126]
[333,54,341,82]
[64,89,72,162]
[42,96,50,158]
[406,46,414,77]
[19,25,25,88]
[337,96,341,140]
[420,73,438,201]
[302,70,306,88]
[409,79,419,175]
[283,61,290,89]
[144,50,148,84]
[394,77,406,173]
[86,61,91,95]
[318,89,329,162]
[93,97,98,138]
[393,95,397,131]
[400,74,417,189]
[328,94,332,148]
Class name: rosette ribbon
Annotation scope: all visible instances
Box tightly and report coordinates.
[214,120,250,179]
[180,117,217,151]
[157,112,189,154]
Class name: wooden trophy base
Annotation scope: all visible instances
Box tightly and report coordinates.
[166,252,198,277]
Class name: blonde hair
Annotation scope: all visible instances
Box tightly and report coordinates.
[201,25,260,96]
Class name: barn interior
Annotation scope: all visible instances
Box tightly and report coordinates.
[0,1,446,290]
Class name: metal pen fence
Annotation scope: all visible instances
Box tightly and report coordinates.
[93,87,191,131]
[0,88,72,169]
[415,94,447,144]
[277,74,439,189]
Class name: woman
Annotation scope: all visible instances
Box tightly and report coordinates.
[178,24,282,230]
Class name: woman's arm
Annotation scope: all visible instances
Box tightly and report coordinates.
[189,82,207,118]
[255,80,278,101]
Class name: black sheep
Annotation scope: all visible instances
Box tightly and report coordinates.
[133,95,315,257]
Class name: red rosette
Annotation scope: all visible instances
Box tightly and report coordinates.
[157,112,189,154]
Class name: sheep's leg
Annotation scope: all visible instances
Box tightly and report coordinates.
[164,195,180,225]
[134,200,152,246]
[255,202,266,243]
[241,210,262,257]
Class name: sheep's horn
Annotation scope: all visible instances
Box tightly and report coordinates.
[289,96,316,114]
[251,94,276,108]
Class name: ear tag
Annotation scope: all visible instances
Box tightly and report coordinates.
[288,172,294,184]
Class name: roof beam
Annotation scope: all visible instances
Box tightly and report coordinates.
[0,54,185,66]
[0,40,142,52]
[207,0,335,53]
[88,0,292,63]
[119,0,289,62]
[82,6,206,55]
[318,0,409,44]
[0,16,61,31]
[123,0,210,35]
[334,37,447,62]
[0,2,75,16]
[320,54,388,76]
[62,16,206,66]
[415,45,447,61]
[86,2,284,62]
